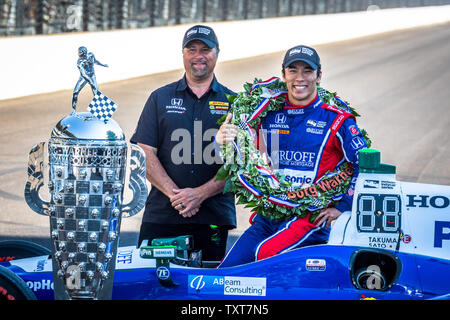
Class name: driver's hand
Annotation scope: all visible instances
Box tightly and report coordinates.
[313,207,342,229]
[216,113,238,145]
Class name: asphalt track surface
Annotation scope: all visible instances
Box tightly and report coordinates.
[1,22,449,251]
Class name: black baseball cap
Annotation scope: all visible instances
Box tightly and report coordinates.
[182,25,219,50]
[282,45,321,70]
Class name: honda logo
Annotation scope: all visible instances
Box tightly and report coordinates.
[171,98,183,106]
[275,113,286,124]
[351,137,365,150]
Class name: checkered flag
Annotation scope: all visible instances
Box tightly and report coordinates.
[87,91,118,121]
[318,87,327,100]
[238,113,249,130]
[238,121,248,130]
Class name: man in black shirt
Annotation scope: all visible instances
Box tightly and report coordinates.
[131,25,236,262]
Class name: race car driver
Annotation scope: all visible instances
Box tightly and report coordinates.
[215,45,368,267]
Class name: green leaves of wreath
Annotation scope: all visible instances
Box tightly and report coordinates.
[216,77,371,222]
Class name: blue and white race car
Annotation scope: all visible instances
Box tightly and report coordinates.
[1,150,449,300]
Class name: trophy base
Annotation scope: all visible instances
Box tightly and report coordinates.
[71,292,96,300]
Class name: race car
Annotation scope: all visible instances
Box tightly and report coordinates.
[1,149,449,300]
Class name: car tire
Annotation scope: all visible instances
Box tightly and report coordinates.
[0,240,51,262]
[0,265,37,300]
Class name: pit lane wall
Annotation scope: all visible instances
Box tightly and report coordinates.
[1,5,450,101]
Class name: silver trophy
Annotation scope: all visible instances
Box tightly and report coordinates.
[24,47,147,300]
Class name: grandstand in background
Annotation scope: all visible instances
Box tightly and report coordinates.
[1,0,450,37]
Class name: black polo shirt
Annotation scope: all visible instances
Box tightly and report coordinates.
[131,75,236,227]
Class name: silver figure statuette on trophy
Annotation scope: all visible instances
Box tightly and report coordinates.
[24,46,147,300]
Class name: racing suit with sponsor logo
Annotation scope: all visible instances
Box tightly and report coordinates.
[218,94,368,267]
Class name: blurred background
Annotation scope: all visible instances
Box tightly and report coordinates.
[1,0,449,36]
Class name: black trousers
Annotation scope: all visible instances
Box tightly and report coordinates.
[137,222,229,262]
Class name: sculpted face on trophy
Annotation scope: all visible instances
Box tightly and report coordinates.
[24,46,147,300]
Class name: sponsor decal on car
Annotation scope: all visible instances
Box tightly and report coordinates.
[435,221,450,248]
[26,279,54,292]
[401,234,412,244]
[0,256,15,262]
[117,249,133,264]
[305,259,326,271]
[381,181,396,189]
[360,294,377,300]
[368,236,398,249]
[156,266,171,280]
[188,275,266,296]
[364,179,379,189]
[406,194,450,209]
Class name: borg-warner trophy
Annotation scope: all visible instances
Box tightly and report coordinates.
[24,47,147,300]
